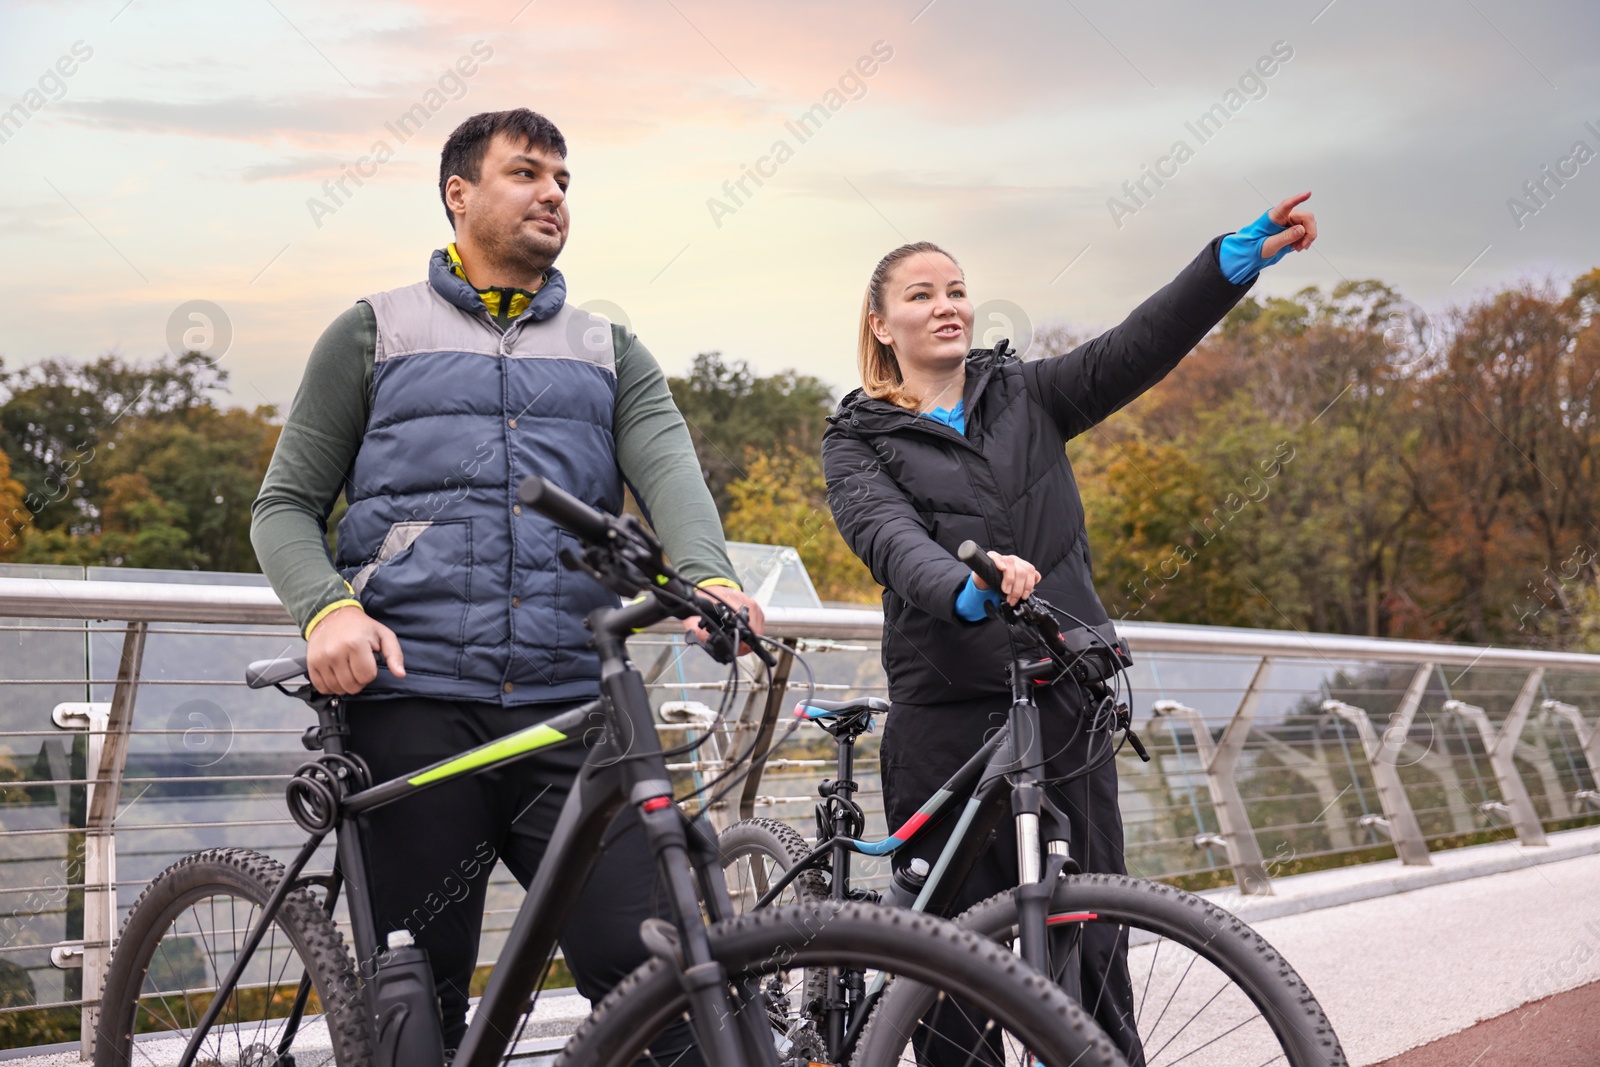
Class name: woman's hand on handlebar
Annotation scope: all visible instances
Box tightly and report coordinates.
[306,604,406,695]
[972,552,1041,606]
[685,586,766,656]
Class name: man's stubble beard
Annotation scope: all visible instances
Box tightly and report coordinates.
[465,210,566,279]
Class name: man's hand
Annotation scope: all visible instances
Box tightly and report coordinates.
[972,552,1041,605]
[685,586,767,657]
[306,604,406,695]
[1264,191,1317,258]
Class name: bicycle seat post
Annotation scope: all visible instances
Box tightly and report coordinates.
[828,727,856,902]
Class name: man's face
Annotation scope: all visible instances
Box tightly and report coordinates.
[452,133,570,272]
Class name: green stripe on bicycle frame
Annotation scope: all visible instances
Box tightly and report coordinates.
[407,723,570,786]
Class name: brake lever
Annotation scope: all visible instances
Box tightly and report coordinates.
[684,626,737,664]
[1115,702,1152,762]
[684,602,777,668]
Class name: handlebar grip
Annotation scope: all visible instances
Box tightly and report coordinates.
[517,477,613,543]
[957,540,1004,592]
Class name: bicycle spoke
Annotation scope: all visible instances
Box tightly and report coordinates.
[141,943,193,1035]
[1156,1011,1276,1066]
[1084,922,1119,1024]
[193,896,224,1059]
[1136,935,1162,1029]
[1140,952,1201,1045]
[1143,980,1228,1063]
[1120,924,1290,1067]
[229,895,243,1065]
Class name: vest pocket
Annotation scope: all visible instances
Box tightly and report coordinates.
[353,518,472,679]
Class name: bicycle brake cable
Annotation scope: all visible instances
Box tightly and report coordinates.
[679,635,819,818]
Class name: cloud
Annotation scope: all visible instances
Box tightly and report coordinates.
[54,96,388,144]
[240,154,352,181]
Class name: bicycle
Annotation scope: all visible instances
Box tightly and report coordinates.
[93,486,1132,1067]
[719,540,1347,1067]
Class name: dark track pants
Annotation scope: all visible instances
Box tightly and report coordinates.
[346,695,688,1056]
[879,684,1142,1065]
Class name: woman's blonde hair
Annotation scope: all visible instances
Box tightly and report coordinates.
[857,241,962,410]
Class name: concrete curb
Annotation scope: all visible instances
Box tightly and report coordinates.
[1199,824,1600,925]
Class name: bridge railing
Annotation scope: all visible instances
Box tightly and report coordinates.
[1,569,1598,1054]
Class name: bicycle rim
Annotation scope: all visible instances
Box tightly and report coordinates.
[940,874,1345,1067]
[555,899,1127,1067]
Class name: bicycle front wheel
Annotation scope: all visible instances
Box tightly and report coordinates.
[555,899,1126,1067]
[861,873,1345,1067]
[94,848,375,1067]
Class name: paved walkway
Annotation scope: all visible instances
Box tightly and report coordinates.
[1374,979,1600,1066]
[1225,833,1600,1064]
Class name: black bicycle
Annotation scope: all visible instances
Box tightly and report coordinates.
[93,487,1132,1067]
[719,541,1347,1067]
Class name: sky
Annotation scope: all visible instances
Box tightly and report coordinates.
[1,0,1597,411]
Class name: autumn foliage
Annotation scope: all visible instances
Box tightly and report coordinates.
[3,269,1597,649]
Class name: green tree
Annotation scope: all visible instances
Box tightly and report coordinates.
[0,448,31,561]
[723,448,877,604]
[668,352,834,512]
[0,350,278,571]
[0,351,227,535]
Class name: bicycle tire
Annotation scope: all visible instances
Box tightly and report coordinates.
[718,818,828,912]
[555,899,1126,1067]
[858,873,1345,1067]
[94,847,376,1067]
[717,818,832,1037]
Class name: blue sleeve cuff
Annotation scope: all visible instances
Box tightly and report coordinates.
[1217,209,1291,285]
[954,574,1003,622]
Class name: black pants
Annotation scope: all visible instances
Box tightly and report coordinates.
[346,695,691,1057]
[880,684,1141,1064]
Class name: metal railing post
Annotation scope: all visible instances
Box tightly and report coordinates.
[736,642,796,826]
[1540,699,1600,809]
[1322,663,1434,866]
[79,621,147,1057]
[1442,668,1549,847]
[1150,657,1274,895]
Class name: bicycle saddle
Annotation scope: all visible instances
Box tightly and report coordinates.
[245,654,309,689]
[794,697,890,719]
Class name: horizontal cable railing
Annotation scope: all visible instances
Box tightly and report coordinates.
[1,571,1599,1055]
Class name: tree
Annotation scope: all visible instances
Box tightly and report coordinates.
[0,351,227,535]
[0,449,31,562]
[1399,277,1600,645]
[722,448,877,604]
[668,353,834,512]
[0,350,277,571]
[94,406,280,571]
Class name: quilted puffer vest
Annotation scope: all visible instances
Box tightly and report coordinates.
[333,250,622,705]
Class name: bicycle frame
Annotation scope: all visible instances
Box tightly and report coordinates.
[760,639,1106,975]
[177,594,778,1067]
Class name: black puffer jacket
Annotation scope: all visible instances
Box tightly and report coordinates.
[822,235,1255,704]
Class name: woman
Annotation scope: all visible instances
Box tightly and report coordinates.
[821,193,1316,1059]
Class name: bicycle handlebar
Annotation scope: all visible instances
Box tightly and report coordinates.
[956,538,1148,759]
[517,475,773,667]
[956,540,1004,593]
[517,475,614,544]
[956,538,1132,681]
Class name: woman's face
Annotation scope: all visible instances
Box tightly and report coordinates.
[870,252,973,379]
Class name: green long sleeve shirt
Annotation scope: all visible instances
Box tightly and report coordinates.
[250,301,739,637]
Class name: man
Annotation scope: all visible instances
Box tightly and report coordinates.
[250,108,762,1054]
